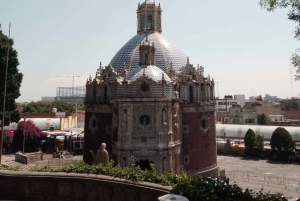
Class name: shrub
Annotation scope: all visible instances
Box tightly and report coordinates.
[28,162,288,201]
[271,127,294,153]
[244,129,256,155]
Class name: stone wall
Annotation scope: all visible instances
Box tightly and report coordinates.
[0,170,171,201]
[15,152,43,164]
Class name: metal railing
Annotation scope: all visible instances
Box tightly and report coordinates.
[226,170,300,191]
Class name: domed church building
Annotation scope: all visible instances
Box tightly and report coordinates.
[84,0,218,176]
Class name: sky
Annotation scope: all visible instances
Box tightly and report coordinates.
[0,0,299,102]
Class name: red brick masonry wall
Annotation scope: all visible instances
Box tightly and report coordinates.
[182,111,217,176]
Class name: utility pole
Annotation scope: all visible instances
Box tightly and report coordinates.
[55,74,80,96]
[216,82,219,99]
[0,23,11,164]
[75,103,77,128]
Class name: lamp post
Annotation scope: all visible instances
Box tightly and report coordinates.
[22,117,26,153]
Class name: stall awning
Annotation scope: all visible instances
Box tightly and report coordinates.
[56,136,65,141]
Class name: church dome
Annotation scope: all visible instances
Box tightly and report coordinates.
[110,32,187,77]
[130,65,171,83]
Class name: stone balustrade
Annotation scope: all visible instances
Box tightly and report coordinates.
[0,170,171,201]
[15,152,43,164]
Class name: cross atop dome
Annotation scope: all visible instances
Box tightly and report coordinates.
[137,0,162,34]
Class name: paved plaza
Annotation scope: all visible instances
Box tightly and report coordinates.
[218,155,300,199]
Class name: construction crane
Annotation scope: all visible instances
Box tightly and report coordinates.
[55,74,80,96]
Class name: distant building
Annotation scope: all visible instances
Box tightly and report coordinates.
[280,98,300,120]
[226,100,296,126]
[40,86,85,103]
[263,94,281,102]
[248,96,256,101]
[234,94,245,107]
[41,97,56,102]
[215,95,245,123]
[244,101,281,116]
[216,95,238,113]
[228,104,257,125]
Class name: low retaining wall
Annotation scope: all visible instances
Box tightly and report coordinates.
[15,152,43,164]
[0,170,171,201]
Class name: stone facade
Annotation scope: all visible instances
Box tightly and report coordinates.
[0,170,170,201]
[84,0,218,176]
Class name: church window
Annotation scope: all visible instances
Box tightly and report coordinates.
[147,15,152,29]
[201,119,206,129]
[141,82,149,92]
[139,115,150,126]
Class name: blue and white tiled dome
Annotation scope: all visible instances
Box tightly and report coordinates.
[110,33,187,77]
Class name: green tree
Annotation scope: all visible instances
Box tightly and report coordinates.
[260,0,300,80]
[22,101,50,113]
[50,101,75,113]
[244,129,256,155]
[0,28,23,125]
[22,101,76,114]
[257,113,270,125]
[254,134,264,156]
[271,127,294,152]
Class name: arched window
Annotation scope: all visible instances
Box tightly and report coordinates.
[147,15,152,29]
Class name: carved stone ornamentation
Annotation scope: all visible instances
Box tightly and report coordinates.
[88,113,98,134]
[199,114,210,136]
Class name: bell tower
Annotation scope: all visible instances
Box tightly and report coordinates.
[137,0,162,34]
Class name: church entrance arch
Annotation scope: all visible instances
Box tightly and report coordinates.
[135,159,154,171]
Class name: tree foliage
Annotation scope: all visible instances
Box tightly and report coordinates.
[257,113,270,125]
[22,101,76,114]
[0,28,23,125]
[14,120,46,142]
[3,130,13,148]
[244,129,256,151]
[244,129,265,157]
[244,129,256,156]
[271,127,294,152]
[260,0,300,80]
